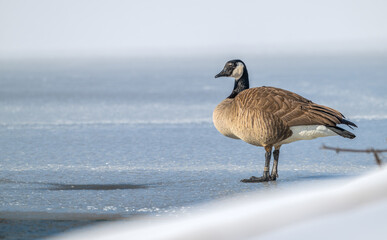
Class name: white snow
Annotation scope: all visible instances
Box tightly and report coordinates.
[52,167,387,240]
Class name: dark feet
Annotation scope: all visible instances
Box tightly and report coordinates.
[270,173,279,181]
[241,173,277,183]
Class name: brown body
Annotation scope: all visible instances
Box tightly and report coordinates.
[213,86,350,149]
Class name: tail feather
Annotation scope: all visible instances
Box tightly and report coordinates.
[326,126,356,139]
[341,118,358,129]
[309,104,357,129]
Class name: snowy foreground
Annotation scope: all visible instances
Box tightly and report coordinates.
[53,167,387,240]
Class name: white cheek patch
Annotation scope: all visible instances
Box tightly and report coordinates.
[231,62,244,79]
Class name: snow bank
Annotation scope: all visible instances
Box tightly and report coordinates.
[53,167,387,240]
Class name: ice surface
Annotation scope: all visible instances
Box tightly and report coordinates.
[52,167,387,240]
[0,56,386,239]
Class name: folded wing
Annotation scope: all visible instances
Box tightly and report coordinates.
[235,87,357,129]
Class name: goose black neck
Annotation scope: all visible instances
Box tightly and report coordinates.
[228,69,249,98]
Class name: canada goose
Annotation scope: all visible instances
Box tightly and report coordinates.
[213,59,357,182]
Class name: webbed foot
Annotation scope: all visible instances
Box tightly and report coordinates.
[241,174,275,183]
[270,173,279,181]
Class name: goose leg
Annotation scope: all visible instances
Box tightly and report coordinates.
[271,148,280,180]
[241,146,272,183]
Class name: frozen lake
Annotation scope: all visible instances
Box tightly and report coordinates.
[0,55,386,239]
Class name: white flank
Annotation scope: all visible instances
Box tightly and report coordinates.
[231,62,244,79]
[279,125,337,145]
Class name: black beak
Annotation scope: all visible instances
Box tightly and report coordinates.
[215,70,227,78]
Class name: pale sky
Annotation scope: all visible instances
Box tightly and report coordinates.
[1,0,387,58]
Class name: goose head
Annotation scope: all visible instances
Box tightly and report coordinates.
[215,59,249,98]
[215,59,246,80]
